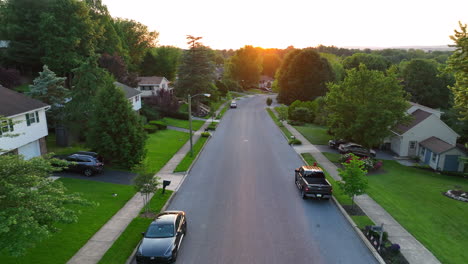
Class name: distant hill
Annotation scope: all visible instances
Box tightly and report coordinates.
[342,45,455,51]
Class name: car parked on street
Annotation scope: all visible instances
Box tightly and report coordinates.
[338,143,376,158]
[54,152,104,176]
[294,165,333,200]
[230,100,237,108]
[328,139,347,149]
[136,211,187,264]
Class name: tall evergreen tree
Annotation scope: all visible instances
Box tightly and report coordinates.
[87,73,146,168]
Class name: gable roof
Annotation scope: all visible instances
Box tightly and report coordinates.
[137,76,165,85]
[114,82,141,99]
[0,86,49,117]
[393,109,432,135]
[408,102,442,115]
[420,136,455,154]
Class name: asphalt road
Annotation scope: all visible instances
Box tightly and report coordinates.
[149,95,377,264]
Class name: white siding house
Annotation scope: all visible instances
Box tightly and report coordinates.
[136,76,170,97]
[0,86,49,159]
[114,82,142,112]
[387,103,466,172]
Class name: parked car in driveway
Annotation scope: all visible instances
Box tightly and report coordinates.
[328,139,347,149]
[230,100,237,108]
[136,211,187,264]
[54,152,104,176]
[338,143,376,158]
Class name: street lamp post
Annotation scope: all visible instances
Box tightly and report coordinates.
[188,93,211,157]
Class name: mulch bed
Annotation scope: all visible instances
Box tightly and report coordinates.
[444,189,468,202]
[342,203,366,216]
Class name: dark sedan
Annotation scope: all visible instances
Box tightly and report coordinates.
[338,143,376,158]
[136,211,187,264]
[328,139,347,149]
[54,152,104,176]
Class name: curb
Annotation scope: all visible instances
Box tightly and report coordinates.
[296,152,385,264]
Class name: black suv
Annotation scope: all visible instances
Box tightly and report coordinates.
[56,152,104,176]
[338,143,376,158]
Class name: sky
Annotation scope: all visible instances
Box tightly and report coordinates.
[102,0,468,50]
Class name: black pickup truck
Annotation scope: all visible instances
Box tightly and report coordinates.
[294,165,333,200]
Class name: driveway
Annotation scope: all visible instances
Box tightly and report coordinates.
[53,169,137,185]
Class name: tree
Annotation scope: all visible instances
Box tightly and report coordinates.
[145,88,180,114]
[139,50,158,76]
[86,73,146,168]
[28,65,68,126]
[0,67,21,88]
[402,59,453,109]
[175,36,215,101]
[276,106,289,122]
[151,46,182,81]
[338,154,368,210]
[225,45,262,90]
[113,18,159,72]
[134,173,160,214]
[262,53,281,78]
[343,53,391,72]
[0,154,91,256]
[320,53,346,82]
[325,65,410,148]
[277,49,333,105]
[98,53,137,87]
[446,22,468,120]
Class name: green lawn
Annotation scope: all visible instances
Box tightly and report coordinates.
[142,130,189,174]
[46,132,90,155]
[293,123,332,145]
[98,189,173,264]
[13,84,30,93]
[161,117,204,131]
[366,161,468,264]
[174,136,208,172]
[266,108,294,139]
[322,152,341,163]
[0,178,136,264]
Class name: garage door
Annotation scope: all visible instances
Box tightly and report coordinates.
[443,155,460,172]
[18,140,41,160]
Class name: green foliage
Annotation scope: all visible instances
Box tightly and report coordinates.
[343,53,391,71]
[150,46,182,81]
[28,65,68,125]
[174,137,208,172]
[139,50,158,76]
[277,49,333,105]
[175,37,215,99]
[226,45,262,89]
[141,104,160,121]
[288,138,302,145]
[86,73,147,169]
[293,123,332,145]
[320,52,346,82]
[0,155,91,256]
[288,100,319,123]
[133,173,159,213]
[262,53,281,77]
[275,106,288,121]
[148,120,167,130]
[338,154,368,206]
[446,22,468,120]
[143,124,158,134]
[402,58,453,108]
[201,131,211,137]
[325,65,410,148]
[266,97,273,106]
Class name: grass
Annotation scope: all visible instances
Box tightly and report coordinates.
[216,104,230,119]
[161,117,204,131]
[366,160,468,264]
[293,123,332,145]
[322,152,341,163]
[174,136,208,172]
[0,178,136,264]
[13,84,30,93]
[351,216,375,229]
[46,132,90,155]
[98,189,173,264]
[142,130,189,174]
[266,108,294,139]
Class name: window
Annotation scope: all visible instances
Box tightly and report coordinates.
[409,141,416,149]
[136,95,140,102]
[420,147,425,156]
[432,153,438,162]
[26,111,40,126]
[0,119,14,135]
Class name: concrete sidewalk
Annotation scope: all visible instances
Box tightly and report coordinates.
[68,103,227,264]
[283,121,441,264]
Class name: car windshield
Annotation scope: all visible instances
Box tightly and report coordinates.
[145,223,175,238]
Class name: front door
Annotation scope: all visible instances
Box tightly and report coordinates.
[424,149,431,164]
[408,141,417,156]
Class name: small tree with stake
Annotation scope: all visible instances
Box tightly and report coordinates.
[338,154,368,211]
[134,173,160,215]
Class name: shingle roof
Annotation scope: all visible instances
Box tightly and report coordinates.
[137,76,164,85]
[114,82,141,99]
[0,86,49,117]
[420,137,455,154]
[394,109,432,135]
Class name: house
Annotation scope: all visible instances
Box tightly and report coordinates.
[114,82,142,112]
[0,86,49,159]
[387,102,466,172]
[136,76,170,97]
[259,75,274,89]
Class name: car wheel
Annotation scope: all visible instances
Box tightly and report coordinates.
[301,189,307,200]
[83,169,93,177]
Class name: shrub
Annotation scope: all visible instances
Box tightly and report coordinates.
[288,120,304,126]
[341,154,376,171]
[206,123,217,131]
[266,97,273,106]
[201,132,211,137]
[143,124,158,134]
[141,104,160,121]
[289,138,302,145]
[161,110,188,120]
[149,120,167,130]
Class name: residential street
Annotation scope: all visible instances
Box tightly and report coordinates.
[162,95,378,264]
